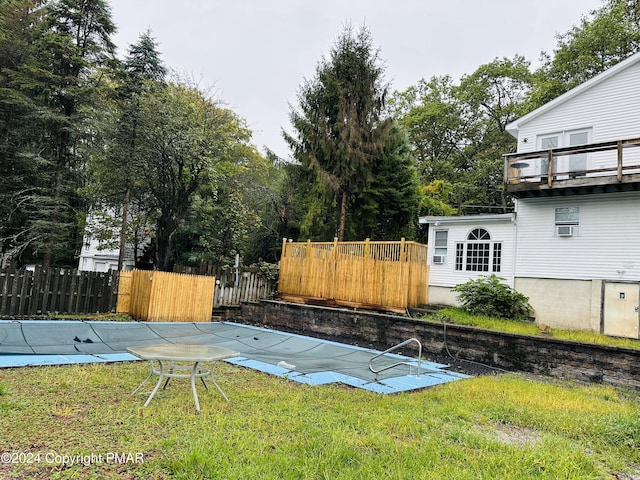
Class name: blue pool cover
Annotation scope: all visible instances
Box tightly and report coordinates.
[0,320,470,394]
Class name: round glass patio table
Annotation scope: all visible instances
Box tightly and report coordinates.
[127,344,239,411]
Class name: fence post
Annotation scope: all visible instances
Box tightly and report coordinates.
[17,269,30,315]
[9,269,20,315]
[0,269,9,315]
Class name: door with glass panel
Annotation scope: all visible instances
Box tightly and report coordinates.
[537,129,590,180]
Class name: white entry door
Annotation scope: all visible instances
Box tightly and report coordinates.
[603,282,640,339]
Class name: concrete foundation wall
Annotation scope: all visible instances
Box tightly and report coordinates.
[222,300,640,390]
[429,277,603,332]
[427,286,460,306]
[515,277,602,331]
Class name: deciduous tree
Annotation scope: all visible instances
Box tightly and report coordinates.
[530,0,640,106]
[135,81,253,270]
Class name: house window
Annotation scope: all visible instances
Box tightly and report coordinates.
[455,228,502,272]
[432,230,448,264]
[555,206,580,236]
[455,243,464,270]
[539,135,559,178]
[493,243,502,273]
[568,131,588,177]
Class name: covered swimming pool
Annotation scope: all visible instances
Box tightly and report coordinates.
[0,320,470,394]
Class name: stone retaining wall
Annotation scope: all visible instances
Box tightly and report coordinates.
[220,300,640,390]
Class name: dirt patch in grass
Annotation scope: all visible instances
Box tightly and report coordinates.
[487,423,541,447]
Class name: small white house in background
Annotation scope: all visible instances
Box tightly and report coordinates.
[77,235,135,272]
[422,51,640,339]
[78,212,138,272]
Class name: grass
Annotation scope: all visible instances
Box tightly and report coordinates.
[45,313,135,322]
[0,361,639,479]
[428,307,640,350]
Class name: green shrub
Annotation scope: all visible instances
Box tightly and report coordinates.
[451,274,533,320]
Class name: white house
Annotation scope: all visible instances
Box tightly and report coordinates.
[78,212,140,272]
[421,52,640,339]
[422,213,516,306]
[78,235,135,272]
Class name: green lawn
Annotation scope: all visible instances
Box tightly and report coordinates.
[0,361,638,479]
[428,307,640,350]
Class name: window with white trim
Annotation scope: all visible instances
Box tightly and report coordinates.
[455,228,502,272]
[432,230,448,264]
[555,206,580,236]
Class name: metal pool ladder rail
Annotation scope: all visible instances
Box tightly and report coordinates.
[368,338,422,378]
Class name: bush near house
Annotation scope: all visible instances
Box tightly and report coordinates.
[452,274,533,320]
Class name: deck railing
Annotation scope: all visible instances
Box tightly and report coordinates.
[504,137,640,188]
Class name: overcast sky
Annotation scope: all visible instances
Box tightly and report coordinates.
[107,0,604,159]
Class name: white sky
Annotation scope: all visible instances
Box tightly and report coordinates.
[107,0,604,159]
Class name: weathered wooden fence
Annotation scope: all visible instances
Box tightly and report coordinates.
[212,267,276,308]
[0,265,276,318]
[0,268,118,316]
[173,265,277,308]
[116,269,215,322]
[278,238,429,313]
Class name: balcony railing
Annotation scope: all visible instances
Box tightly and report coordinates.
[504,137,640,196]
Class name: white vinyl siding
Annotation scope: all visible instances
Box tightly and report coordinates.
[514,191,640,280]
[514,60,640,174]
[427,218,515,287]
[516,61,640,150]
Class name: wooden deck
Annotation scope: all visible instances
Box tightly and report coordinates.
[504,137,640,198]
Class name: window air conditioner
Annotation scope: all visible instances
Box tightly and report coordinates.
[432,255,445,264]
[556,225,574,237]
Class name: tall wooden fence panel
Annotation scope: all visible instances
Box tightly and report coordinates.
[123,269,215,322]
[115,270,132,314]
[278,239,429,312]
[0,268,117,316]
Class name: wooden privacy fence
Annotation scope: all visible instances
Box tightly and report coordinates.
[213,267,276,308]
[116,269,215,322]
[0,268,117,316]
[278,238,429,313]
[173,264,277,308]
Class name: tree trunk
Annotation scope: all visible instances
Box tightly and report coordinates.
[117,188,130,271]
[337,190,347,242]
[43,167,64,269]
[154,215,177,271]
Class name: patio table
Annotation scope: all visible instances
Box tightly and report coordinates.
[127,343,239,411]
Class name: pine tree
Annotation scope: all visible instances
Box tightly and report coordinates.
[350,124,420,240]
[0,0,46,267]
[88,30,167,270]
[285,24,390,241]
[5,0,117,267]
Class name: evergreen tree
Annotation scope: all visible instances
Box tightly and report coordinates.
[87,30,167,269]
[0,0,46,267]
[5,0,116,267]
[285,24,391,241]
[349,124,420,240]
